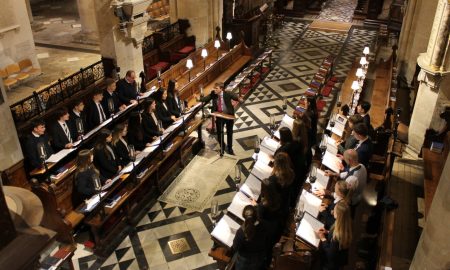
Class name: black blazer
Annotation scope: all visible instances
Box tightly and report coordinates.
[142,111,162,141]
[320,230,349,270]
[49,121,72,152]
[72,167,99,206]
[362,114,371,129]
[167,94,182,117]
[355,138,373,167]
[126,130,146,151]
[200,90,239,116]
[84,100,105,131]
[116,79,138,105]
[24,133,54,170]
[93,146,119,179]
[101,90,121,118]
[113,139,131,167]
[156,101,174,128]
[68,110,86,139]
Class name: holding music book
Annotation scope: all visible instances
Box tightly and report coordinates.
[274,114,294,139]
[296,212,324,248]
[211,215,240,248]
[240,174,262,201]
[322,151,343,173]
[251,158,273,181]
[227,192,253,220]
[310,168,330,191]
[261,136,279,155]
[299,189,323,218]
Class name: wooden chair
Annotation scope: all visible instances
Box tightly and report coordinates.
[18,59,41,76]
[0,68,18,89]
[6,63,29,81]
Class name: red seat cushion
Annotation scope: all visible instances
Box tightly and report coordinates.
[151,61,170,71]
[321,86,332,97]
[178,46,195,54]
[316,100,326,112]
[330,76,338,82]
[170,53,185,63]
[146,68,157,79]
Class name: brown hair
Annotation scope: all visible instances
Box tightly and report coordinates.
[242,205,258,241]
[334,180,350,203]
[74,149,99,178]
[112,123,127,146]
[292,118,308,154]
[272,152,295,187]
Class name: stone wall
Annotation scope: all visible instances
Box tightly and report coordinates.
[0,0,39,69]
[0,79,24,172]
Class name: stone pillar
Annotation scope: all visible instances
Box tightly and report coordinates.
[94,0,151,77]
[172,0,223,45]
[406,0,450,156]
[397,0,439,83]
[76,0,99,43]
[410,156,450,270]
[25,0,33,24]
[0,79,24,172]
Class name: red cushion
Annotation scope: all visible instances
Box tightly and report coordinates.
[330,76,338,82]
[170,53,184,63]
[261,67,270,74]
[178,46,195,54]
[151,61,170,71]
[322,86,332,97]
[146,68,157,79]
[326,81,335,87]
[316,100,326,111]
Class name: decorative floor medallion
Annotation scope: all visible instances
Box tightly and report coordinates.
[168,238,191,255]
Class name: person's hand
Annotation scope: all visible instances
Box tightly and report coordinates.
[324,170,333,176]
[336,153,343,159]
[238,97,244,103]
[313,188,325,197]
[65,143,73,148]
[335,139,342,146]
[319,203,327,212]
[105,179,112,184]
[338,162,345,171]
[118,165,122,171]
[316,228,327,239]
[119,104,127,111]
[251,199,257,206]
[171,116,177,121]
[138,93,144,96]
[130,100,138,105]
[152,136,158,141]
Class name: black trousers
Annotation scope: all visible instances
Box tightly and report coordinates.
[216,117,234,151]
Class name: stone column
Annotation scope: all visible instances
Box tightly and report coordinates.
[94,0,151,77]
[76,0,100,43]
[25,0,33,23]
[0,79,24,172]
[172,0,223,45]
[410,156,450,270]
[406,0,450,156]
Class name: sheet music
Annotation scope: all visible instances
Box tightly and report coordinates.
[311,168,330,191]
[84,192,107,212]
[324,135,338,155]
[138,88,157,99]
[211,215,240,248]
[46,148,76,163]
[326,121,345,137]
[101,174,123,190]
[296,212,324,248]
[261,136,279,155]
[274,114,294,139]
[240,174,261,200]
[185,103,201,114]
[251,159,272,181]
[300,190,322,218]
[227,192,253,220]
[83,118,113,139]
[254,150,272,165]
[322,151,342,173]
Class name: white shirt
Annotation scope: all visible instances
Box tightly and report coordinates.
[339,164,367,205]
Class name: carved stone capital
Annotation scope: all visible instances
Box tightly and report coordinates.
[417,53,450,90]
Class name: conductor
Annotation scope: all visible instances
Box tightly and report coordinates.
[199,82,243,155]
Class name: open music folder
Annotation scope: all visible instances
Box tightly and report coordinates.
[251,158,273,181]
[227,192,253,221]
[323,135,339,155]
[322,151,342,173]
[211,215,241,248]
[261,136,279,155]
[299,189,323,218]
[310,168,330,191]
[326,114,347,137]
[240,174,262,201]
[274,114,294,139]
[296,212,324,249]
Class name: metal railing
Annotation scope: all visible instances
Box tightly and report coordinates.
[141,20,181,55]
[10,60,104,124]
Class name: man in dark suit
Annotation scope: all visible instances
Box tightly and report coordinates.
[352,122,373,168]
[199,82,243,155]
[50,108,74,152]
[24,119,54,170]
[84,89,107,131]
[102,78,127,118]
[116,70,141,105]
[357,101,372,130]
[68,99,86,140]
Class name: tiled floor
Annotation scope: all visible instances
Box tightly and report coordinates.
[317,0,357,22]
[64,19,378,270]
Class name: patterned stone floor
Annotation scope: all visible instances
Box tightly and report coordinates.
[68,20,377,270]
[317,0,357,22]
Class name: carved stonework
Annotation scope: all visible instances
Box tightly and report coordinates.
[425,0,450,70]
[417,52,450,90]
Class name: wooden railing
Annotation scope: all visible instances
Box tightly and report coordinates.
[9,60,104,127]
[141,20,182,55]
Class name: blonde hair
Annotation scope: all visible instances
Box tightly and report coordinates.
[335,180,350,203]
[272,152,295,187]
[332,201,352,249]
[292,118,308,154]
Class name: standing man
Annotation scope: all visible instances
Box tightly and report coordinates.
[50,108,74,151]
[352,123,373,168]
[25,119,54,170]
[357,101,372,131]
[199,82,243,155]
[116,70,141,105]
[85,89,107,131]
[68,99,86,140]
[102,78,126,118]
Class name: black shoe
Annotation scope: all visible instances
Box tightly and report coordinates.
[227,148,235,155]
